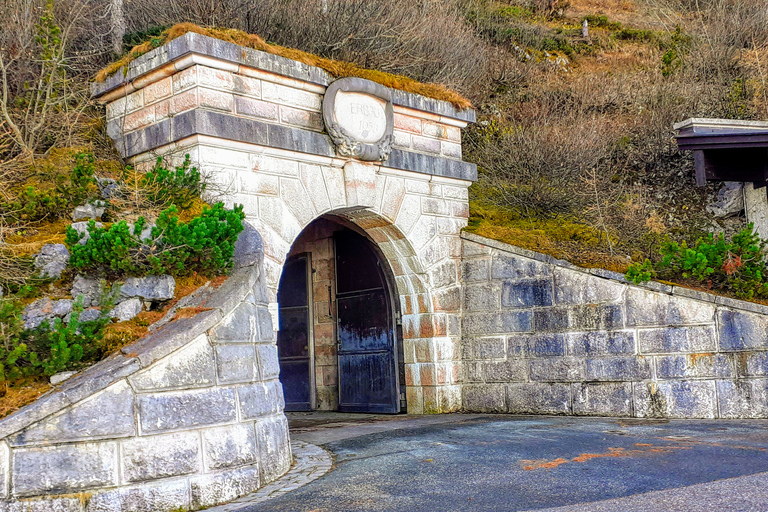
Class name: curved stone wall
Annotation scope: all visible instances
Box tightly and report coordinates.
[0,224,291,511]
[461,232,768,419]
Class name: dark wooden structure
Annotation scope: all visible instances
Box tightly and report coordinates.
[674,118,768,187]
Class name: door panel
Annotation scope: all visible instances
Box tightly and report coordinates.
[277,255,312,411]
[335,232,399,413]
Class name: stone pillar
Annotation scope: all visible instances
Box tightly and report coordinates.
[744,182,768,239]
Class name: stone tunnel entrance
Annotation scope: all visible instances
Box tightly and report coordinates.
[276,216,405,414]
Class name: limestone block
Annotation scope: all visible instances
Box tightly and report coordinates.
[251,153,299,175]
[123,107,155,131]
[501,279,553,308]
[744,352,768,376]
[202,422,259,471]
[553,267,625,305]
[210,301,259,344]
[572,382,633,416]
[257,305,275,341]
[568,304,624,331]
[86,479,191,512]
[638,325,717,354]
[533,308,569,332]
[463,283,497,311]
[280,105,323,130]
[9,380,135,446]
[262,81,321,111]
[343,161,377,208]
[718,308,768,350]
[508,333,566,357]
[256,345,280,380]
[172,65,198,93]
[380,177,406,222]
[462,311,532,336]
[128,334,215,392]
[566,331,635,356]
[71,274,103,307]
[433,287,461,312]
[529,357,584,382]
[321,165,347,209]
[143,77,172,104]
[235,96,279,120]
[634,380,717,419]
[625,288,715,327]
[395,195,421,235]
[409,215,437,251]
[197,65,235,90]
[421,197,449,216]
[392,130,411,148]
[12,441,118,496]
[216,344,258,384]
[717,379,768,419]
[0,496,83,511]
[483,359,527,382]
[462,259,489,283]
[585,356,651,381]
[137,387,237,433]
[232,74,262,98]
[237,381,284,419]
[34,244,69,279]
[110,298,143,322]
[463,336,506,360]
[118,275,175,302]
[255,414,291,483]
[442,141,462,159]
[121,431,200,482]
[198,88,234,111]
[507,383,571,415]
[491,253,551,280]
[299,164,331,214]
[258,196,302,243]
[462,384,506,412]
[190,465,261,510]
[280,177,316,225]
[656,354,733,379]
[412,135,441,154]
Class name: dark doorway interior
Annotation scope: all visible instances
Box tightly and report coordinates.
[276,218,401,414]
[277,255,312,411]
[335,230,399,413]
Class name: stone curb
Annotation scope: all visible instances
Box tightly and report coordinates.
[460,231,768,316]
[207,440,333,511]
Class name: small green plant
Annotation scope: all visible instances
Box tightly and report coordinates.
[141,154,205,209]
[625,225,768,299]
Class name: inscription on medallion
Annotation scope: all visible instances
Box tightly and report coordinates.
[334,91,388,144]
[323,77,394,161]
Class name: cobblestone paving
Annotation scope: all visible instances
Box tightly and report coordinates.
[208,440,333,511]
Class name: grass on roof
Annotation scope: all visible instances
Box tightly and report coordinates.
[95,23,472,110]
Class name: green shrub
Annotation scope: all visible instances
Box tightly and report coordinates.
[141,154,205,209]
[66,202,245,278]
[0,298,110,381]
[625,225,768,300]
[614,28,656,43]
[582,15,622,30]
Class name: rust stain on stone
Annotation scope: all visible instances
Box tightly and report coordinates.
[687,352,714,366]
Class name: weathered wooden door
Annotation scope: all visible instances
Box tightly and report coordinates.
[277,255,312,411]
[335,231,399,413]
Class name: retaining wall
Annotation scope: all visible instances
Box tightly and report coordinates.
[0,225,291,511]
[460,232,768,419]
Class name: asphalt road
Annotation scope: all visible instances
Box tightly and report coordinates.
[243,414,768,512]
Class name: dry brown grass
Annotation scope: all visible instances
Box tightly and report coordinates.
[96,23,473,110]
[0,380,53,420]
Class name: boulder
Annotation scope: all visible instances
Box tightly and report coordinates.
[72,202,106,221]
[69,221,103,245]
[96,177,120,199]
[118,275,175,302]
[110,298,143,322]
[34,244,69,279]
[51,299,73,317]
[707,182,744,218]
[77,308,102,323]
[71,275,103,308]
[22,298,55,330]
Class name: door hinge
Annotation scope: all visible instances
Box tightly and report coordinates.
[395,310,402,326]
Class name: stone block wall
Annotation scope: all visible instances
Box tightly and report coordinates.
[93,32,478,414]
[0,230,292,511]
[461,232,768,419]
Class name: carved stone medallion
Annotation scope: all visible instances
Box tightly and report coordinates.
[323,77,394,161]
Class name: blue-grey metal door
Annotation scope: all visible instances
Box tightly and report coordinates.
[335,231,399,413]
[277,255,312,411]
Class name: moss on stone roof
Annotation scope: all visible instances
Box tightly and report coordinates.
[96,23,473,110]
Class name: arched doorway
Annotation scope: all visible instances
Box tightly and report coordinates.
[276,216,404,414]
